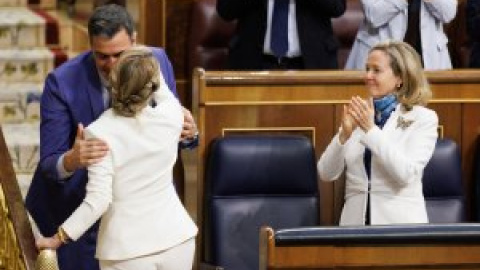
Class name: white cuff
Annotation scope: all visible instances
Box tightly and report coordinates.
[57,153,74,180]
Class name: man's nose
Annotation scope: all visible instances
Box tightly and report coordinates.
[365,71,374,79]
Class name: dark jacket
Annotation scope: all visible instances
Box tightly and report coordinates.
[217,0,346,70]
[467,0,480,67]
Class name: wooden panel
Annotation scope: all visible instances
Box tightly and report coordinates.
[137,0,166,47]
[139,0,193,107]
[428,103,462,142]
[270,244,480,269]
[166,0,192,79]
[260,227,480,270]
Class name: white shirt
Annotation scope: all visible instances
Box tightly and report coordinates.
[263,0,301,57]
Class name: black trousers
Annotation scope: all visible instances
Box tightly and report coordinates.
[262,54,305,70]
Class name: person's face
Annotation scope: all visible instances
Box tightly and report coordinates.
[364,50,402,99]
[91,28,135,78]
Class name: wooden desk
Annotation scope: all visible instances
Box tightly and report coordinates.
[259,225,480,270]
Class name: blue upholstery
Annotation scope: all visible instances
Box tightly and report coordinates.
[422,138,466,223]
[203,135,320,270]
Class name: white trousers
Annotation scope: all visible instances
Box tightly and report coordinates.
[99,238,195,270]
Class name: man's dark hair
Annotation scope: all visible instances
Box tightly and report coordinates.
[88,4,135,39]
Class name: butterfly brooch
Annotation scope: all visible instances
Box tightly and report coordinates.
[396,116,414,130]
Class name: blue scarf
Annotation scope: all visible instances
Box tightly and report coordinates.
[373,94,398,128]
[364,94,398,179]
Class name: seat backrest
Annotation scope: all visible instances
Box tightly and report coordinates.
[203,135,320,270]
[473,135,480,221]
[187,0,235,73]
[332,0,364,68]
[422,138,466,223]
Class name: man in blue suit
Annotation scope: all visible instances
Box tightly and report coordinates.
[26,4,198,270]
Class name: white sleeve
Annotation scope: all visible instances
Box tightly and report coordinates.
[317,132,347,182]
[61,129,113,241]
[361,0,408,28]
[423,0,457,23]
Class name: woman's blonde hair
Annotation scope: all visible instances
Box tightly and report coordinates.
[109,46,160,117]
[370,40,431,110]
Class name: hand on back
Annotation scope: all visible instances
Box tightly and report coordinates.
[64,123,109,172]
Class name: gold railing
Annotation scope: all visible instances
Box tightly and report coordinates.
[0,126,36,270]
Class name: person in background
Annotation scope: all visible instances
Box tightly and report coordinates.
[26,4,198,270]
[345,0,456,70]
[216,0,346,70]
[36,46,198,270]
[467,0,480,67]
[318,40,438,225]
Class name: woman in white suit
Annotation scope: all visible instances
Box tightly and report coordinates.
[318,40,438,225]
[345,0,456,70]
[37,47,198,269]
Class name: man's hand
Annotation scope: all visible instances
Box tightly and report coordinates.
[180,107,198,141]
[63,123,109,172]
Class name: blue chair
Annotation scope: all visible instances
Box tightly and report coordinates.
[202,135,320,270]
[422,138,466,223]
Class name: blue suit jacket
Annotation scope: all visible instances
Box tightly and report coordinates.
[26,47,177,270]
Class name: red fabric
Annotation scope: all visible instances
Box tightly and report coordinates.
[50,47,68,67]
[30,8,59,45]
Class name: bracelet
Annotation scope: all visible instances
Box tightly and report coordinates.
[57,227,70,244]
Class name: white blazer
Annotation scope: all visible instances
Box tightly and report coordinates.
[62,85,198,261]
[345,0,457,70]
[317,105,438,225]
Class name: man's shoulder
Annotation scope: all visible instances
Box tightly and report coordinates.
[148,46,166,54]
[52,51,94,76]
[148,46,167,59]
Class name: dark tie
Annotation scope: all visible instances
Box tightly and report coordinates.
[404,0,422,57]
[270,0,289,57]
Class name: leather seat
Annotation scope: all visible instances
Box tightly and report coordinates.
[422,138,466,223]
[187,0,236,73]
[446,0,471,68]
[473,135,480,221]
[332,0,364,68]
[202,135,320,270]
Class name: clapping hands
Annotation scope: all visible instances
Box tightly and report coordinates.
[339,96,375,144]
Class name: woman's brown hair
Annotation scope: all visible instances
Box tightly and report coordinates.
[109,46,160,117]
[370,40,432,110]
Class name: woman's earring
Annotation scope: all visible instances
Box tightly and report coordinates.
[396,83,402,89]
